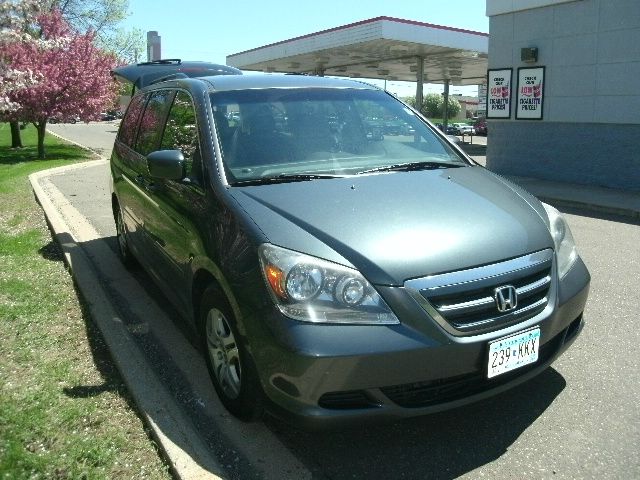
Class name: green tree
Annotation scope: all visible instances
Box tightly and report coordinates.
[423,93,442,117]
[401,96,417,109]
[48,0,143,62]
[402,93,462,119]
[444,96,461,118]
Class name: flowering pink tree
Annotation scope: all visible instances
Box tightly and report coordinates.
[2,9,118,158]
[0,0,45,147]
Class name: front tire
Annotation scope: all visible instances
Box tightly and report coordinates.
[200,287,263,421]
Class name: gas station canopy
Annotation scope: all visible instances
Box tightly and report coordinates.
[226,16,488,86]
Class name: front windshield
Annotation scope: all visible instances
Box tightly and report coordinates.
[210,87,467,184]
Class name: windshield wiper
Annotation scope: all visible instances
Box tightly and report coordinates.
[357,161,464,175]
[231,173,344,186]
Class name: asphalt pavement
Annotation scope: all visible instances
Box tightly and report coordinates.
[36,122,640,479]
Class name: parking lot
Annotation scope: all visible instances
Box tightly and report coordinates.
[44,123,639,479]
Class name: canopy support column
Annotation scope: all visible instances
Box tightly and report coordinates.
[443,79,450,129]
[415,56,424,110]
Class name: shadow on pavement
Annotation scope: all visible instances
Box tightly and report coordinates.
[266,368,565,479]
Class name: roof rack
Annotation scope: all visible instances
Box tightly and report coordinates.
[149,72,190,85]
[137,59,182,66]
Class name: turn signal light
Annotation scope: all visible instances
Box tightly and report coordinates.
[265,264,287,299]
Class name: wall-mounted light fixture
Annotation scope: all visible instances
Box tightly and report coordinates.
[521,47,538,63]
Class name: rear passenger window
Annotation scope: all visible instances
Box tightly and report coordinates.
[117,93,147,148]
[161,91,202,184]
[136,90,175,156]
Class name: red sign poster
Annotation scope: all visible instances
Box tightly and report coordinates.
[516,67,545,120]
[486,68,512,119]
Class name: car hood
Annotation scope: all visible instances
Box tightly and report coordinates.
[229,166,552,286]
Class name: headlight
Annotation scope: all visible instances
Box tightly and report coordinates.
[258,244,399,325]
[542,203,578,278]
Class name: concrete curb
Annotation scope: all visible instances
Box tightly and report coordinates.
[29,165,227,480]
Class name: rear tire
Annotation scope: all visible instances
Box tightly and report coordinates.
[200,286,263,421]
[114,203,135,268]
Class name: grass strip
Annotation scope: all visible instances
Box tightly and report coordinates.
[0,123,170,479]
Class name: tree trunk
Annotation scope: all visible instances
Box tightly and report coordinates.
[36,120,47,159]
[10,121,23,148]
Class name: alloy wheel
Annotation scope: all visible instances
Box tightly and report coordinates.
[205,307,242,399]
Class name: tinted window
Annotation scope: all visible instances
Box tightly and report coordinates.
[136,90,175,156]
[211,88,465,183]
[161,91,201,183]
[117,93,146,148]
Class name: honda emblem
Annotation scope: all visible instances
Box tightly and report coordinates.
[494,285,518,313]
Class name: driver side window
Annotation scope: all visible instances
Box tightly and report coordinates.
[161,91,202,185]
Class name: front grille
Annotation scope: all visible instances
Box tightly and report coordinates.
[405,250,554,334]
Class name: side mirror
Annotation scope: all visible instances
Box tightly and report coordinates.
[147,150,184,180]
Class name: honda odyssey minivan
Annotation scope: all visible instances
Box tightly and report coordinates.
[110,66,590,427]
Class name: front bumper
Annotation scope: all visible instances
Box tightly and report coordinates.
[249,257,590,429]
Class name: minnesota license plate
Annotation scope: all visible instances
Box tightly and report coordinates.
[487,327,540,379]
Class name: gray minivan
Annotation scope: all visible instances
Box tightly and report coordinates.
[110,67,590,428]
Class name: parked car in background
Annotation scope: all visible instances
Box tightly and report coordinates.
[452,123,475,135]
[100,110,120,121]
[110,66,590,428]
[383,118,414,136]
[474,119,488,136]
[364,117,384,141]
[49,116,79,124]
[435,123,459,135]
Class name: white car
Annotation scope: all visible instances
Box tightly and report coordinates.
[452,123,475,135]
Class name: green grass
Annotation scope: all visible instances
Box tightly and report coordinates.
[0,123,87,164]
[0,123,170,479]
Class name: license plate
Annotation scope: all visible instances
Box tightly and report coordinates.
[487,327,540,379]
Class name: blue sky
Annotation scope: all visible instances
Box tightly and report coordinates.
[122,0,489,97]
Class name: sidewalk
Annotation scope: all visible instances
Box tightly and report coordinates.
[456,141,640,220]
[506,176,640,219]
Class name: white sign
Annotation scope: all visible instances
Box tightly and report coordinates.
[516,67,545,120]
[486,69,512,119]
[477,84,487,115]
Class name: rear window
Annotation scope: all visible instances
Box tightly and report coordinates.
[117,93,146,148]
